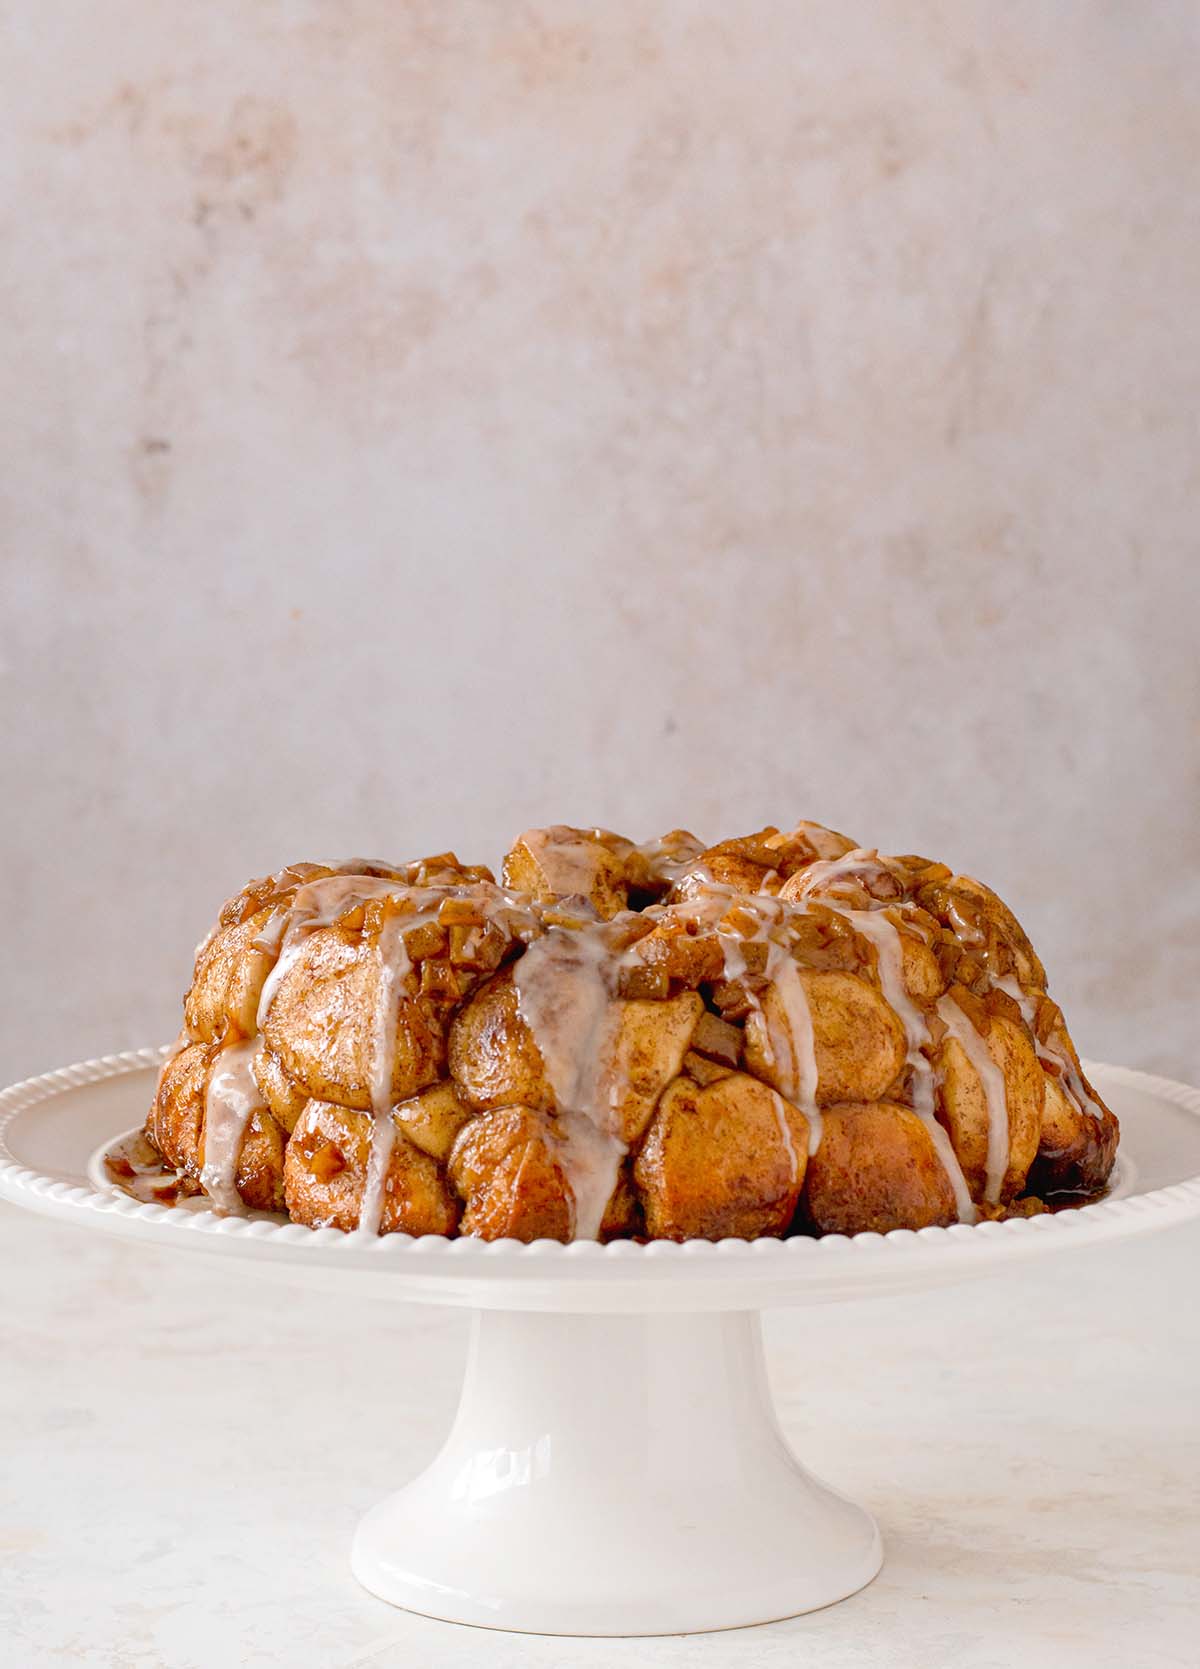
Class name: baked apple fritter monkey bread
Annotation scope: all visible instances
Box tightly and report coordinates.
[137,822,1118,1240]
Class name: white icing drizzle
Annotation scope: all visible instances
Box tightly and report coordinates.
[793,847,905,901]
[944,896,985,946]
[772,819,857,862]
[760,947,823,1157]
[917,1098,979,1223]
[770,864,988,1221]
[370,913,411,1118]
[254,874,412,1029]
[247,867,546,1237]
[554,1111,626,1237]
[357,1114,397,1238]
[669,885,824,1156]
[515,826,707,901]
[770,1090,801,1185]
[838,909,924,1038]
[201,1040,266,1214]
[518,826,614,899]
[354,911,414,1238]
[668,884,975,1210]
[632,831,707,886]
[935,993,1009,1204]
[804,823,854,860]
[994,974,1104,1121]
[683,871,975,1222]
[173,836,1091,1243]
[358,882,541,1237]
[669,863,718,900]
[512,926,628,1239]
[833,909,976,1224]
[254,872,544,1031]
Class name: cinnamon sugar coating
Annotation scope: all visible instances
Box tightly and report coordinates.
[130,822,1118,1240]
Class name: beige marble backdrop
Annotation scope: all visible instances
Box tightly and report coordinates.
[2,2,1198,1084]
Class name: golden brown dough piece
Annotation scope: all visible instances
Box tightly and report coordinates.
[803,1102,959,1234]
[502,825,706,918]
[393,1081,474,1163]
[1032,1068,1119,1196]
[447,968,556,1114]
[149,1038,288,1212]
[251,1044,309,1135]
[448,1106,574,1242]
[635,1073,809,1240]
[184,859,436,1045]
[135,823,1120,1239]
[503,827,632,920]
[1013,987,1120,1196]
[284,1099,459,1234]
[449,968,702,1146]
[262,926,448,1111]
[260,882,537,1111]
[743,970,907,1107]
[185,913,278,1045]
[147,1039,211,1174]
[667,820,858,900]
[916,873,1047,992]
[146,860,538,1220]
[932,987,1044,1203]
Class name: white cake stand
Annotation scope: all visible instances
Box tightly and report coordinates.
[3,1050,1200,1637]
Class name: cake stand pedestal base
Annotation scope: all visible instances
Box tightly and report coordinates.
[9,1055,1199,1635]
[351,1307,882,1636]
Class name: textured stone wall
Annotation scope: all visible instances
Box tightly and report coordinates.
[4,3,1198,1080]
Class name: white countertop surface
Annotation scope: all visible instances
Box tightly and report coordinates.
[2,1205,1197,1669]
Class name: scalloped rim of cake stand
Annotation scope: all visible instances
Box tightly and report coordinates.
[2,1048,1199,1311]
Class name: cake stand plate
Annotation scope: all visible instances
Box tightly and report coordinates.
[3,1051,1200,1636]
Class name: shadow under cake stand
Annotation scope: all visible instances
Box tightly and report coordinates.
[3,1051,1200,1636]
